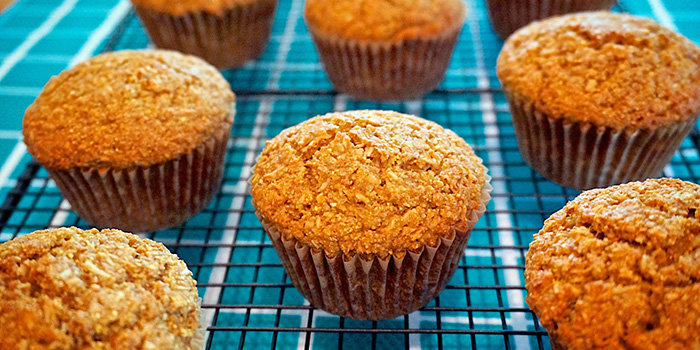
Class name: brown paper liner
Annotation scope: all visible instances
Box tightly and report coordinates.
[306,18,465,101]
[507,92,698,190]
[47,126,231,233]
[548,331,566,350]
[256,174,492,321]
[485,0,617,39]
[133,0,278,69]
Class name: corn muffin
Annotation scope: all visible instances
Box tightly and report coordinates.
[0,227,201,350]
[526,178,700,349]
[304,0,467,100]
[497,12,700,190]
[130,0,278,69]
[486,0,616,39]
[250,110,491,320]
[23,50,234,232]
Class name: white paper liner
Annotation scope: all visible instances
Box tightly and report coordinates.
[47,127,230,233]
[133,0,278,69]
[257,171,492,321]
[507,92,698,190]
[485,0,617,39]
[305,14,465,101]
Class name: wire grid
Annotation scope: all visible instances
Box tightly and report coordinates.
[2,0,700,349]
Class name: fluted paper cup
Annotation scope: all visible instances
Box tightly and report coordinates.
[306,18,465,101]
[256,174,491,320]
[47,127,231,233]
[507,92,698,190]
[486,0,617,39]
[133,0,278,69]
[548,332,566,350]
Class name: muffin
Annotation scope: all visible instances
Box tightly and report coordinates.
[497,12,700,190]
[304,0,467,100]
[525,178,700,349]
[130,0,278,69]
[250,110,491,320]
[23,50,234,232]
[486,0,616,39]
[0,227,201,349]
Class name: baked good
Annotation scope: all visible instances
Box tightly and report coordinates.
[486,0,616,39]
[304,0,467,100]
[130,0,278,69]
[0,227,201,349]
[23,50,234,232]
[250,110,491,320]
[497,12,700,190]
[525,178,700,349]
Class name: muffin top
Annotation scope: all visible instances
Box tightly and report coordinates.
[250,110,487,258]
[525,178,700,349]
[0,227,200,350]
[129,0,259,15]
[497,12,700,131]
[304,0,467,41]
[23,50,234,170]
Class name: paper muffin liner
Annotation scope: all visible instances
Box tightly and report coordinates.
[306,21,464,101]
[485,0,617,39]
[507,92,698,190]
[47,127,230,233]
[133,0,278,69]
[548,332,566,350]
[255,174,492,320]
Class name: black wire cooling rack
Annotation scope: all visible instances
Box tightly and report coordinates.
[2,0,700,349]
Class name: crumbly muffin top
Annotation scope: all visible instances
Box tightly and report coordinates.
[0,227,200,350]
[497,12,700,131]
[525,178,700,349]
[250,110,487,258]
[23,50,234,170]
[304,0,467,41]
[130,0,259,15]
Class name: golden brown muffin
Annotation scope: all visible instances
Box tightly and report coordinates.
[498,12,700,131]
[303,0,467,100]
[497,12,700,190]
[485,0,616,39]
[0,227,201,350]
[251,110,486,257]
[130,0,278,68]
[251,110,490,320]
[23,50,234,232]
[304,0,465,41]
[24,50,233,170]
[130,0,260,15]
[526,178,700,350]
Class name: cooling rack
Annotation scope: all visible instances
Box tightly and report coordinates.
[2,0,699,349]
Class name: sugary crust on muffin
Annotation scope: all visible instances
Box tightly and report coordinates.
[23,50,235,170]
[497,12,700,131]
[525,178,700,349]
[0,227,200,350]
[303,0,467,42]
[129,0,259,15]
[250,110,487,258]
